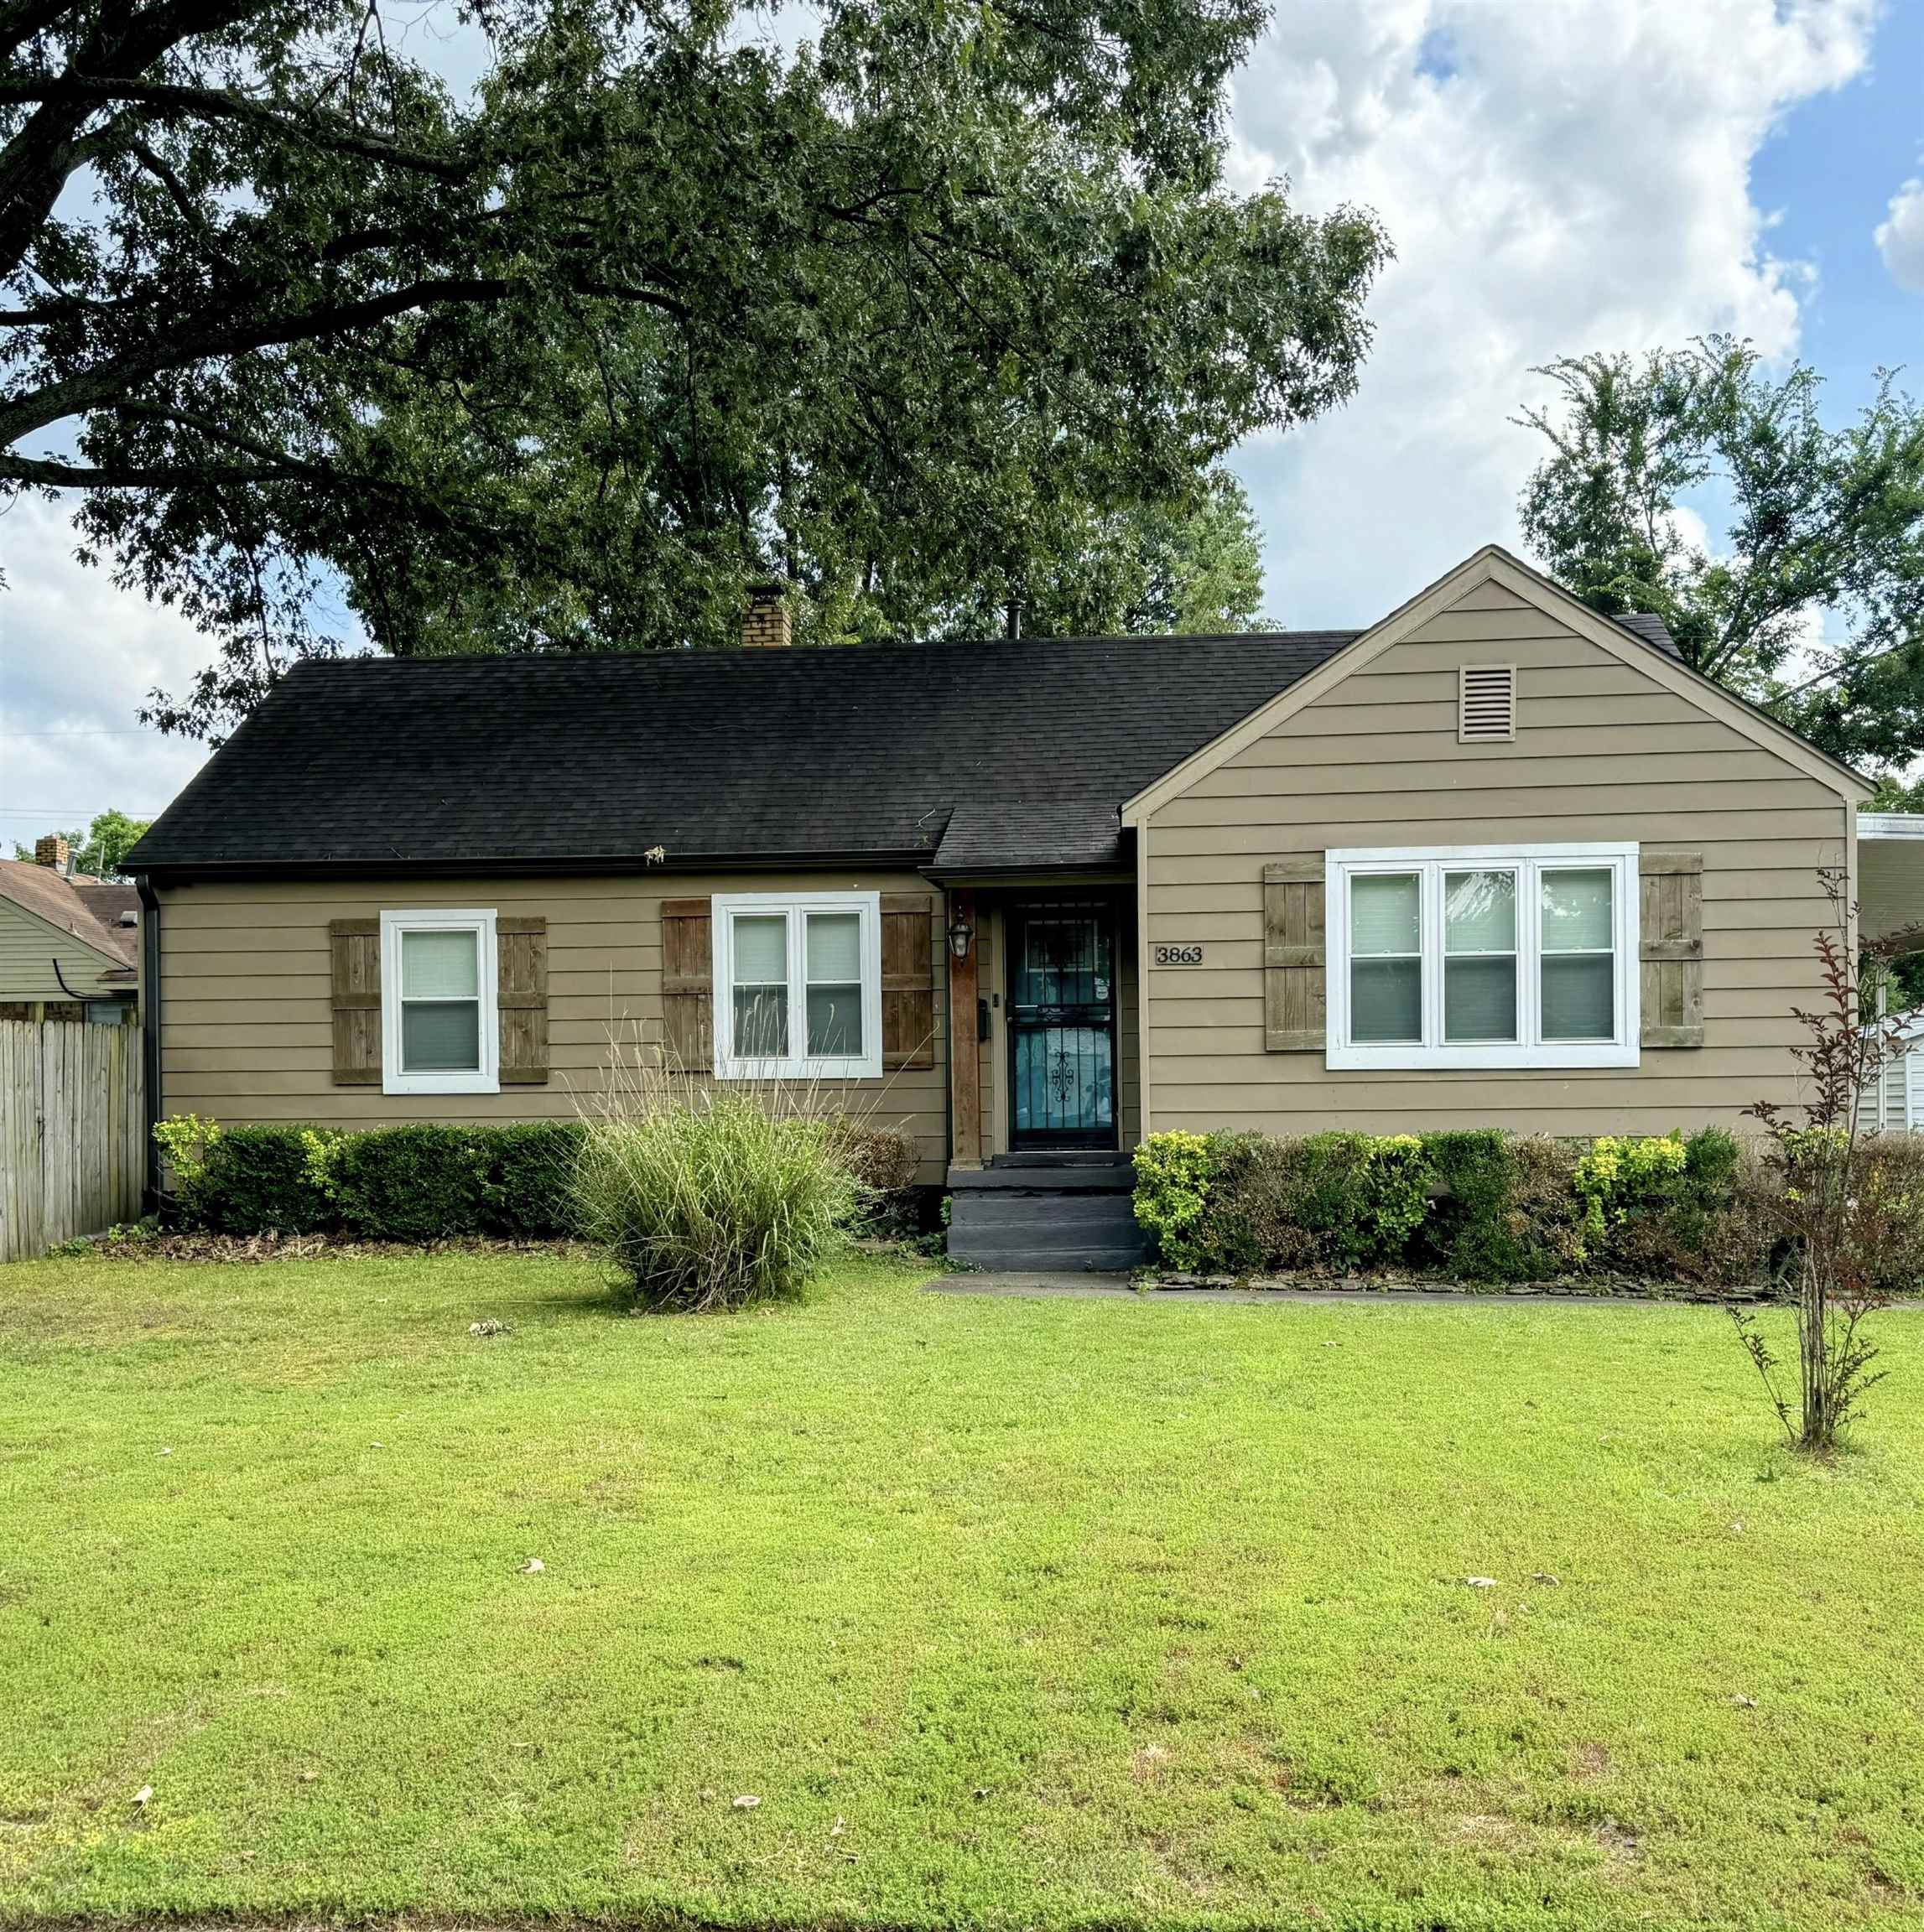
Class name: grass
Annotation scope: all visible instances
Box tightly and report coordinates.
[2,1251,1921,1931]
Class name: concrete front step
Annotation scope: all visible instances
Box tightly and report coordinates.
[989,1150,1133,1169]
[955,1244,1148,1272]
[948,1163,1135,1194]
[948,1171,1148,1272]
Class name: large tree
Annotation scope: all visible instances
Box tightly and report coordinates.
[1516,336,1924,769]
[2,1,1387,738]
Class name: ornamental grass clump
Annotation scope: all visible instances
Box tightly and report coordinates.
[575,1068,861,1312]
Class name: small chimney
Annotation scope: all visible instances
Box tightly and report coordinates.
[743,582,792,649]
[34,834,70,873]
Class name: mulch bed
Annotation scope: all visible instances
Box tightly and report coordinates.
[58,1229,593,1265]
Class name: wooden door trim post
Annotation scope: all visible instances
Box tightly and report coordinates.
[949,889,982,1169]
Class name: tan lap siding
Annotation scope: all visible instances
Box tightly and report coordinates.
[1118,901,1141,1147]
[157,871,950,1181]
[1145,583,1849,1135]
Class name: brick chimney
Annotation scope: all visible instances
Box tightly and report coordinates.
[34,834,70,873]
[743,582,792,649]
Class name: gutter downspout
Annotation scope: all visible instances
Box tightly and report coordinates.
[137,875,162,1207]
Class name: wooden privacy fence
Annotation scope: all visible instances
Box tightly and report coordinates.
[0,1020,144,1262]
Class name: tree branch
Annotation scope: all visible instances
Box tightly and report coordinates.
[0,274,519,444]
[0,75,482,181]
[0,449,299,486]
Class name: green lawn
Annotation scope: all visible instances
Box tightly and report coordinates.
[3,1253,1921,1931]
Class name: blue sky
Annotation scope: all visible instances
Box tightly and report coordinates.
[1751,1,1921,418]
[3,0,1922,843]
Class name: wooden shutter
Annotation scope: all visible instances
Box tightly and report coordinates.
[1641,851,1703,1048]
[329,918,381,1085]
[1264,857,1325,1052]
[881,894,935,1071]
[498,916,549,1084]
[661,897,713,1072]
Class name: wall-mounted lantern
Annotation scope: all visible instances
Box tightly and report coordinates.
[945,907,975,962]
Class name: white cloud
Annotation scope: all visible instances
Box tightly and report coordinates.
[0,495,212,844]
[1875,176,1924,292]
[1225,0,1879,623]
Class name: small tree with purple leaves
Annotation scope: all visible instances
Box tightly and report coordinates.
[1735,870,1914,1449]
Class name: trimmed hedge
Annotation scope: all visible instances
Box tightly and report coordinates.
[154,1113,920,1244]
[186,1123,335,1235]
[156,1117,587,1241]
[1133,1127,1791,1287]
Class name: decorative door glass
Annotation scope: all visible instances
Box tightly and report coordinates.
[1010,905,1116,1145]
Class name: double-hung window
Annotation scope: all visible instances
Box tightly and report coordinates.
[379,908,498,1094]
[712,891,883,1080]
[1326,844,1638,1069]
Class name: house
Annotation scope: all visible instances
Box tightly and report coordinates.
[126,545,1885,1266]
[0,837,139,1023]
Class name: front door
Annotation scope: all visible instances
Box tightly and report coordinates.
[1007,901,1118,1149]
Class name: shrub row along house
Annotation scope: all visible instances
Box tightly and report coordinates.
[125,547,1919,1267]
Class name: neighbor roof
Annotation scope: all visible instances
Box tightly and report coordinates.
[126,632,1361,877]
[0,861,138,974]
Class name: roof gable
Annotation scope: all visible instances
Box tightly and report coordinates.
[1122,545,1866,823]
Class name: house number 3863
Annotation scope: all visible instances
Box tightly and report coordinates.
[1154,943,1204,967]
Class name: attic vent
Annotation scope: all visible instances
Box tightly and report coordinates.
[1459,663,1516,743]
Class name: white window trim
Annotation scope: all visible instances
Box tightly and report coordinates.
[379,907,499,1095]
[1324,843,1640,1070]
[711,891,883,1082]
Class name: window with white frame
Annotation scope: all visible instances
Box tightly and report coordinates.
[1325,844,1639,1069]
[712,891,882,1079]
[379,908,498,1094]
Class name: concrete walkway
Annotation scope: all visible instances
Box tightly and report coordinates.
[923,1273,1803,1305]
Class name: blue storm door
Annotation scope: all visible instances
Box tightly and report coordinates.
[1008,901,1119,1149]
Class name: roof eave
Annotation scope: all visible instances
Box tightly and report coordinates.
[132,845,945,883]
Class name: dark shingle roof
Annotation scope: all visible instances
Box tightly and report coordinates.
[127,632,1360,877]
[1617,611,1682,659]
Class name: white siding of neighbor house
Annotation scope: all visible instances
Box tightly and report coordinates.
[0,895,128,1003]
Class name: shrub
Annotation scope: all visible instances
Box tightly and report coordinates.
[481,1122,588,1238]
[200,1124,333,1233]
[1137,1130,1436,1276]
[824,1115,923,1234]
[1131,1124,1785,1287]
[153,1115,588,1241]
[153,1113,221,1222]
[1234,1131,1434,1274]
[1184,1131,1292,1275]
[152,1117,334,1233]
[1856,1132,1924,1298]
[1573,1132,1688,1253]
[1131,1131,1216,1270]
[1419,1134,1588,1283]
[1605,1129,1774,1286]
[328,1125,489,1242]
[575,1088,859,1311]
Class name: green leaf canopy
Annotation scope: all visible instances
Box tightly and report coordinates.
[2,2,1391,737]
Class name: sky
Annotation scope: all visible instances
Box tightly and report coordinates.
[3,0,1922,849]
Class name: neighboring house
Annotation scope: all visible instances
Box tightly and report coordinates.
[0,838,139,1023]
[127,546,1890,1265]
